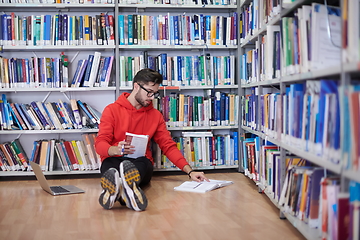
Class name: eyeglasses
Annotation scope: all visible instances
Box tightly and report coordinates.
[137,83,160,98]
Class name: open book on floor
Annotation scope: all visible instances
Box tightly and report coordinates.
[174,179,234,193]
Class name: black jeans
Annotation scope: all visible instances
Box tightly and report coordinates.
[100,156,154,187]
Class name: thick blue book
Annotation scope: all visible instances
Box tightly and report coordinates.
[43,15,51,45]
[160,53,167,86]
[128,15,133,45]
[19,103,36,129]
[77,100,97,126]
[30,101,50,130]
[0,15,3,44]
[232,131,239,165]
[63,14,68,45]
[54,14,59,45]
[118,15,125,45]
[58,14,63,44]
[173,15,179,45]
[82,54,94,87]
[99,56,110,85]
[79,15,84,45]
[71,59,83,87]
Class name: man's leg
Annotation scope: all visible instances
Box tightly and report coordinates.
[118,160,148,211]
[132,157,154,186]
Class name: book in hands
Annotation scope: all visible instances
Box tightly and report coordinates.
[174,179,234,193]
[125,132,149,158]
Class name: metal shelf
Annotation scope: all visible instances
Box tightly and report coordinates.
[0,129,99,135]
[0,170,100,177]
[3,45,115,51]
[0,3,115,7]
[281,210,321,240]
[168,125,238,131]
[343,169,360,183]
[119,45,237,50]
[118,3,237,8]
[0,87,116,92]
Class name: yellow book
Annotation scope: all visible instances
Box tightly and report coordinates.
[210,16,217,45]
[84,15,90,42]
[76,140,92,170]
[298,171,309,220]
[264,94,270,129]
[39,140,49,171]
[3,58,9,88]
[229,93,235,125]
[178,94,184,126]
[71,140,85,170]
[142,15,147,44]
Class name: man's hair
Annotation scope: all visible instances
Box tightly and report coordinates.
[133,68,163,86]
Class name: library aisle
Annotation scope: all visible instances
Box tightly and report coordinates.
[0,172,304,240]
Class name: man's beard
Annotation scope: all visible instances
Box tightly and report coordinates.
[135,92,149,107]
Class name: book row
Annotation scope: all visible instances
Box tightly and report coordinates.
[118,13,238,46]
[1,12,238,47]
[279,165,359,240]
[153,91,239,128]
[239,0,281,44]
[1,0,236,5]
[243,135,360,240]
[240,3,341,84]
[0,94,101,130]
[154,131,239,169]
[281,3,341,76]
[242,80,342,165]
[0,134,101,171]
[0,13,115,46]
[240,25,281,84]
[119,52,236,87]
[0,54,114,89]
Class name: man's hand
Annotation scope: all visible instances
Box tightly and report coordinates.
[189,171,209,182]
[108,141,135,156]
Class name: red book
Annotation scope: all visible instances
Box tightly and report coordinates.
[337,193,350,240]
[108,15,115,44]
[64,141,79,170]
[211,136,216,165]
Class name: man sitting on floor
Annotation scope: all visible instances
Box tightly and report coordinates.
[95,68,209,211]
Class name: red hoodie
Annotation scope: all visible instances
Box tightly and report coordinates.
[95,92,189,170]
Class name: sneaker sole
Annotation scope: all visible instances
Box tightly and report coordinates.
[120,161,148,211]
[99,168,120,210]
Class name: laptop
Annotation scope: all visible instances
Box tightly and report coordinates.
[30,161,85,196]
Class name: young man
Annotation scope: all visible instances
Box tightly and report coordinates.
[95,68,209,211]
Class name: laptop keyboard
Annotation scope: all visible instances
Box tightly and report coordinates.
[50,186,70,193]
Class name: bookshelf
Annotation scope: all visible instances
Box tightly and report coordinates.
[239,0,359,239]
[0,0,241,175]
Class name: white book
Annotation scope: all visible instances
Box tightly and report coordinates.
[299,6,311,72]
[347,0,360,63]
[265,25,280,80]
[310,3,341,71]
[125,132,149,158]
[86,51,101,87]
[174,179,233,193]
